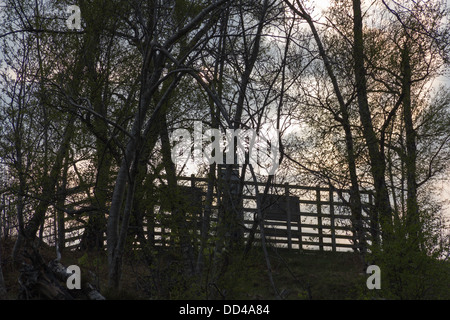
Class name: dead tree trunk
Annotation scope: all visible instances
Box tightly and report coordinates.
[18,248,105,300]
[18,248,74,300]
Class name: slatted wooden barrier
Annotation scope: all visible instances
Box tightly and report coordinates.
[1,176,375,252]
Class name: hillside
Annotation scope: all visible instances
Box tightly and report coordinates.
[2,237,450,300]
[0,238,374,300]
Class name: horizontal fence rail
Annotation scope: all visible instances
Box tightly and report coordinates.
[0,176,376,253]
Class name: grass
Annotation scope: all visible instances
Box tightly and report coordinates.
[215,247,367,300]
[1,238,449,300]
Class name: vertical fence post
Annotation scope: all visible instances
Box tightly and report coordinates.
[298,196,303,252]
[2,194,9,241]
[0,194,4,241]
[147,205,155,247]
[285,183,292,250]
[316,186,324,251]
[190,174,195,188]
[368,193,378,245]
[329,187,336,252]
[190,174,198,239]
[5,195,10,240]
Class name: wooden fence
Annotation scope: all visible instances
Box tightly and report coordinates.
[1,176,376,252]
[0,192,14,241]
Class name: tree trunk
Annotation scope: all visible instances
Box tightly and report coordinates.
[161,111,196,273]
[285,0,367,251]
[105,0,233,290]
[11,132,27,263]
[352,0,392,242]
[79,12,112,251]
[401,45,420,245]
[218,0,269,252]
[16,115,75,258]
[108,157,138,290]
[106,58,164,289]
[285,0,367,252]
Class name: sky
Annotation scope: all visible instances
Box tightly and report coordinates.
[313,0,450,223]
[0,0,449,224]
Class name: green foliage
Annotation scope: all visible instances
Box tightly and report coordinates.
[174,0,206,25]
[363,209,450,300]
[361,247,450,300]
[214,251,263,299]
[134,250,203,300]
[77,252,102,270]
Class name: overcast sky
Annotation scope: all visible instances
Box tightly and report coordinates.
[0,0,449,219]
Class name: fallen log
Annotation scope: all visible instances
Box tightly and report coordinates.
[18,248,105,300]
[47,260,105,300]
[18,250,74,300]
